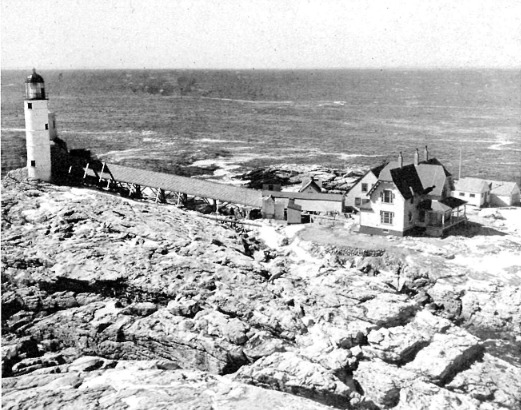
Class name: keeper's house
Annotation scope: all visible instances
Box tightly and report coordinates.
[359,147,467,237]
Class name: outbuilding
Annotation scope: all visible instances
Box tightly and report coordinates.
[286,199,302,224]
[452,178,490,208]
[487,180,520,207]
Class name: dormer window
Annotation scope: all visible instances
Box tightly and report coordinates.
[382,190,393,203]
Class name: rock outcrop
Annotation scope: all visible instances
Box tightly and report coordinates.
[2,170,520,409]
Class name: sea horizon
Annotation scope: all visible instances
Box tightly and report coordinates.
[2,68,520,183]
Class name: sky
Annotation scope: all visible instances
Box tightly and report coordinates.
[2,0,520,70]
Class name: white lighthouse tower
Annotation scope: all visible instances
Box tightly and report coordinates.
[24,69,52,181]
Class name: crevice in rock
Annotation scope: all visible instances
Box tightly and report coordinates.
[395,341,432,367]
[436,344,485,387]
[38,277,174,307]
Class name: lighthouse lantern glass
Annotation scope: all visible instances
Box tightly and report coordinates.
[25,82,46,100]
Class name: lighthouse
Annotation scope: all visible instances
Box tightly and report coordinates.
[24,69,52,181]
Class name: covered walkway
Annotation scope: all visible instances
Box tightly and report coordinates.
[77,161,263,208]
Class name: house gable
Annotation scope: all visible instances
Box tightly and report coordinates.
[344,167,382,209]
[299,178,322,194]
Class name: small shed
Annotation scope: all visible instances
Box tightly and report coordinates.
[261,196,275,219]
[274,201,285,220]
[286,199,302,224]
[487,180,520,207]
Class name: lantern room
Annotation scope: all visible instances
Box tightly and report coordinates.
[24,68,46,100]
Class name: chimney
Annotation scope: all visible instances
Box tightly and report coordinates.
[414,148,419,166]
[424,145,429,161]
[398,152,403,168]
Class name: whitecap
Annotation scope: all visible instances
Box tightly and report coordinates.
[1,128,25,132]
[488,141,514,150]
[197,138,245,143]
[338,153,385,159]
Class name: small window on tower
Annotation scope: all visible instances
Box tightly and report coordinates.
[45,124,49,130]
[30,160,36,167]
[27,103,32,109]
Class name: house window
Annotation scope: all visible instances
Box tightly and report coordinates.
[30,160,36,167]
[355,197,361,206]
[45,124,49,130]
[459,192,465,197]
[408,211,413,222]
[27,103,32,109]
[382,190,393,203]
[361,183,368,192]
[362,199,370,205]
[380,211,394,225]
[470,193,475,198]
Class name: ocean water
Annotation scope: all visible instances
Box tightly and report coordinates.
[2,69,520,182]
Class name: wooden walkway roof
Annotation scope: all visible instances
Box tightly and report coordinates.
[85,163,263,207]
[262,190,344,202]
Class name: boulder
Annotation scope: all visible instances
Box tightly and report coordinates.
[446,353,521,409]
[354,360,417,408]
[361,293,419,327]
[404,329,483,384]
[233,352,357,408]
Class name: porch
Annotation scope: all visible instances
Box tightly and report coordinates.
[417,198,467,237]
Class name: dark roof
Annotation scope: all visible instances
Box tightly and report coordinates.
[25,69,44,84]
[389,164,424,199]
[377,157,451,198]
[418,199,449,212]
[418,197,466,212]
[85,163,263,207]
[440,197,467,208]
[370,163,387,178]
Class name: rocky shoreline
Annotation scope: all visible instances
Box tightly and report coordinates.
[2,167,521,409]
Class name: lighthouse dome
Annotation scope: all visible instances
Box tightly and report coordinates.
[25,69,45,84]
[24,69,46,100]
